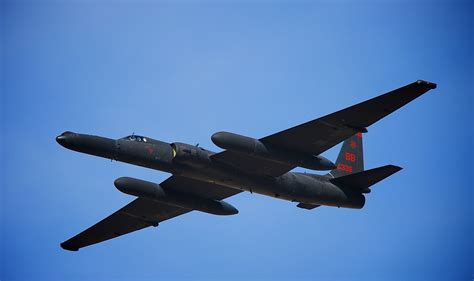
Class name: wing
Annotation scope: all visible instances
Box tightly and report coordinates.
[61,176,241,251]
[260,80,436,156]
[211,80,436,177]
[60,198,187,251]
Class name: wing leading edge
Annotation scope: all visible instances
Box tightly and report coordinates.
[61,176,241,251]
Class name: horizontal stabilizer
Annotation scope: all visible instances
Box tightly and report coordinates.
[297,203,321,210]
[329,165,402,192]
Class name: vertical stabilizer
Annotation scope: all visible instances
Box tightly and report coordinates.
[328,133,364,178]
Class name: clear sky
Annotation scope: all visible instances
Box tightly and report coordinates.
[1,1,472,280]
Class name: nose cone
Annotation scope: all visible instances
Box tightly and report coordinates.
[56,135,66,145]
[56,131,76,147]
[56,131,117,159]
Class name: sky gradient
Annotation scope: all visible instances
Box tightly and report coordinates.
[1,1,472,280]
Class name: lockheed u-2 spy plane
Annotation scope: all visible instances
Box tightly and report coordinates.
[57,80,436,251]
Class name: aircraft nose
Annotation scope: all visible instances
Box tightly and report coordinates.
[56,135,67,145]
[56,131,75,146]
[56,131,117,159]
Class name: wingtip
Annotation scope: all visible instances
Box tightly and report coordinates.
[387,165,403,172]
[416,80,437,89]
[60,242,79,251]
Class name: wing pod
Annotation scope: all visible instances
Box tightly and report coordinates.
[211,131,336,171]
[114,177,238,216]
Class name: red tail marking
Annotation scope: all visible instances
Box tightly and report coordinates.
[350,140,357,149]
[337,163,353,172]
[345,152,356,162]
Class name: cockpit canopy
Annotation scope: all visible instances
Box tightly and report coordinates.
[123,135,148,143]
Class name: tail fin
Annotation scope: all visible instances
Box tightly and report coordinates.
[328,133,364,178]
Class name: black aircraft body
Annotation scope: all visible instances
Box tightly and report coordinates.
[57,80,436,251]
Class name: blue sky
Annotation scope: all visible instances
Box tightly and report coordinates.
[1,1,472,280]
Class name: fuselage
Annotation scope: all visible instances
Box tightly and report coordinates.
[56,131,365,209]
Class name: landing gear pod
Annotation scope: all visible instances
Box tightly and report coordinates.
[114,177,238,216]
[211,131,336,171]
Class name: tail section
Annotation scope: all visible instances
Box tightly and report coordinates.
[327,133,402,193]
[328,133,364,178]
